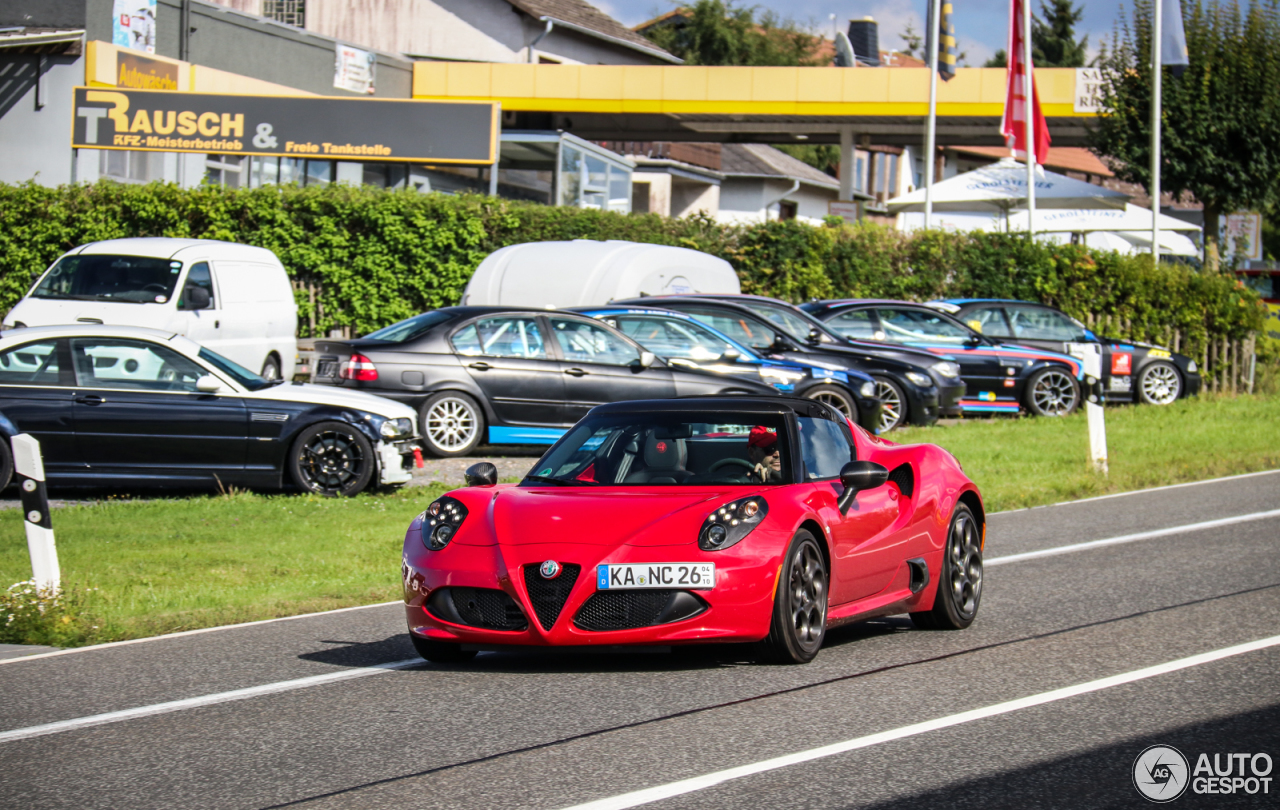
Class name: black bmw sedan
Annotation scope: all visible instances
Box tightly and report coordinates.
[310,307,782,457]
[613,295,964,431]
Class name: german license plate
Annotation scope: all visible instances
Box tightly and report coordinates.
[597,563,715,590]
[317,360,337,378]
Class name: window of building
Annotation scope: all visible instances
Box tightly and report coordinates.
[205,155,243,188]
[100,150,165,184]
[262,0,305,27]
[777,200,798,221]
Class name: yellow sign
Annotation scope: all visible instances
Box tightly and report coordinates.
[116,52,178,90]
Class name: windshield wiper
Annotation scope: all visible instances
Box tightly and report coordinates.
[522,474,574,486]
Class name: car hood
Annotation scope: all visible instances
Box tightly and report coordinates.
[244,382,416,421]
[454,486,773,547]
[7,297,186,332]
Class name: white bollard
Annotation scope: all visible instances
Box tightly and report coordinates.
[11,434,59,593]
[1079,345,1109,474]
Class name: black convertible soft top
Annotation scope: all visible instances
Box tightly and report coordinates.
[589,395,842,422]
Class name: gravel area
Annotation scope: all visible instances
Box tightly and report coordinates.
[407,446,545,487]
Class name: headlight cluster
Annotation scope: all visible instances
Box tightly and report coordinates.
[380,417,413,439]
[759,367,806,385]
[859,381,876,398]
[904,371,933,387]
[699,496,769,551]
[932,361,962,379]
[420,496,468,549]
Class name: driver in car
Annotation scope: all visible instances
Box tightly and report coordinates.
[747,426,783,484]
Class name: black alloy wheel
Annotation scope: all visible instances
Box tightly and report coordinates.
[1025,368,1080,417]
[874,376,907,431]
[410,633,477,664]
[288,421,375,497]
[802,385,857,422]
[0,437,12,491]
[757,530,828,664]
[260,355,282,381]
[911,503,983,630]
[420,391,485,458]
[1138,361,1182,405]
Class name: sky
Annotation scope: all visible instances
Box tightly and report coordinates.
[589,1,1126,66]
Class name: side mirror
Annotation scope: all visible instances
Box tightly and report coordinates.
[633,351,656,370]
[807,328,824,345]
[770,337,793,353]
[836,460,889,515]
[464,461,498,487]
[184,286,211,311]
[718,348,741,362]
[195,374,223,394]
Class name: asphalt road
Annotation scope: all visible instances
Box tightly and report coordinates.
[1,471,1278,809]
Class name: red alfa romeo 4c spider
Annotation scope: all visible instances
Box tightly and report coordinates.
[401,396,984,664]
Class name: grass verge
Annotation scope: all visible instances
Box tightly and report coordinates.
[1,394,1276,646]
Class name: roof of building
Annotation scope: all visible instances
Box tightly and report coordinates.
[0,27,83,53]
[721,144,853,192]
[508,0,675,58]
[948,146,1114,178]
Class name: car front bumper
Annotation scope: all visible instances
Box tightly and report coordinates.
[402,537,785,648]
[936,380,966,417]
[378,439,418,486]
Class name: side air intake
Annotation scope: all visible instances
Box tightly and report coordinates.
[887,463,915,498]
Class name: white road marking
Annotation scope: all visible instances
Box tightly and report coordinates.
[985,508,1280,567]
[990,467,1280,515]
[0,601,401,667]
[559,634,1280,810]
[0,658,421,744]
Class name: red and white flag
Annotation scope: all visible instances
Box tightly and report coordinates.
[1000,0,1050,163]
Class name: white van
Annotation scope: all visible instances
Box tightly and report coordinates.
[3,238,298,379]
[461,240,741,308]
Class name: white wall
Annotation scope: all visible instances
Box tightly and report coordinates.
[0,56,81,185]
[717,178,837,225]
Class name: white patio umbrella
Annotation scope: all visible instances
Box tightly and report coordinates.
[888,158,1129,228]
[1005,204,1199,234]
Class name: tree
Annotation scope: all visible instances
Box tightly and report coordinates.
[1032,0,1088,67]
[1091,0,1280,271]
[899,21,923,59]
[985,49,1007,68]
[641,1,823,67]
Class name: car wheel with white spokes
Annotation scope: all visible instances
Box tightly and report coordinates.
[802,385,858,422]
[420,392,485,458]
[1025,368,1080,417]
[874,376,906,431]
[1137,361,1181,406]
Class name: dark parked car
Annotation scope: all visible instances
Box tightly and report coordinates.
[613,295,962,431]
[927,299,1202,406]
[310,307,781,457]
[0,325,419,496]
[572,306,882,434]
[801,299,1086,417]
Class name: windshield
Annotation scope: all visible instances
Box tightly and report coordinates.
[612,315,755,362]
[33,255,182,304]
[198,347,276,391]
[877,308,976,345]
[739,302,836,344]
[527,413,793,486]
[364,310,454,343]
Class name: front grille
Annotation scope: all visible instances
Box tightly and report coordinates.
[574,590,707,632]
[523,563,581,630]
[426,587,527,631]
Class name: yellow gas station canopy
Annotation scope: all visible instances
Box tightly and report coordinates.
[412,63,1098,147]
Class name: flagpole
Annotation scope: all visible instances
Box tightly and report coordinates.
[1151,0,1163,260]
[924,0,941,229]
[1023,0,1036,236]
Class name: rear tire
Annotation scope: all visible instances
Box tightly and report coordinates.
[910,504,982,630]
[0,437,12,491]
[260,354,282,381]
[756,530,828,664]
[1137,361,1182,405]
[410,634,477,664]
[288,421,375,497]
[420,392,485,458]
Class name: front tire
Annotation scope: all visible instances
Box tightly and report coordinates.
[801,384,858,423]
[1137,361,1182,405]
[288,421,375,497]
[874,376,907,431]
[1024,367,1080,417]
[0,437,12,491]
[420,392,485,458]
[757,530,828,664]
[410,634,477,664]
[911,503,983,630]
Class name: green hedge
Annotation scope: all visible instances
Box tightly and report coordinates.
[0,181,1266,360]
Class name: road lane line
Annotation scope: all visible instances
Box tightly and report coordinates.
[985,508,1280,567]
[0,601,402,667]
[989,468,1280,514]
[0,658,421,744]
[560,634,1280,810]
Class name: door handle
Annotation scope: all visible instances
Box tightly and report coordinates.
[564,368,588,377]
[74,394,106,405]
[468,361,492,371]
